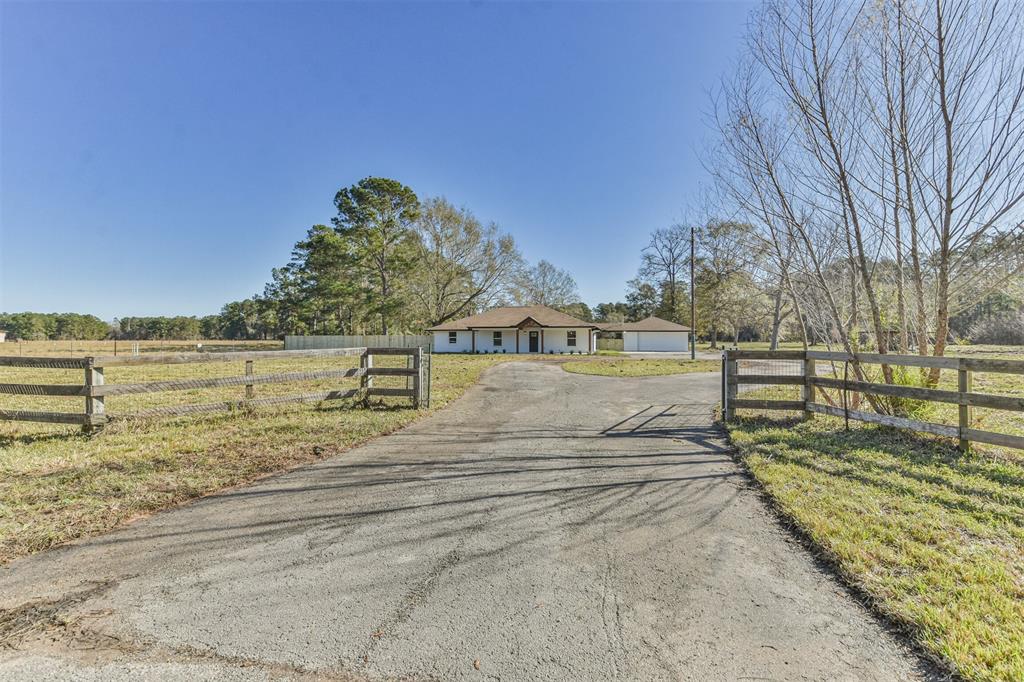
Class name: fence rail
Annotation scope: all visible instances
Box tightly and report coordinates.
[723,349,1024,452]
[0,347,429,429]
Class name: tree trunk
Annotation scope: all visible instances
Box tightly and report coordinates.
[928,0,954,385]
[770,289,784,350]
[668,274,677,323]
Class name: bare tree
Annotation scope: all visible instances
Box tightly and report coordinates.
[638,225,691,322]
[512,260,580,308]
[708,0,1024,400]
[410,197,522,327]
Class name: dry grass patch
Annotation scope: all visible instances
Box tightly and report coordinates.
[562,358,720,377]
[3,338,281,357]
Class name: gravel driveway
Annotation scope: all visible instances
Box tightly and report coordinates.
[0,362,934,680]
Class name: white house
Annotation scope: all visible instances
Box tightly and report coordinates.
[600,316,691,352]
[428,305,600,354]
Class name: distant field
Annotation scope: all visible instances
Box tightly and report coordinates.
[0,338,282,357]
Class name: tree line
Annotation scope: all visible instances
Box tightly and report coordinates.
[0,312,217,341]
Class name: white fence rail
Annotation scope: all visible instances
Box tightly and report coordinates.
[285,335,433,351]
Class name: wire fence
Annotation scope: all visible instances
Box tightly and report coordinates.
[723,349,1024,453]
[0,347,428,430]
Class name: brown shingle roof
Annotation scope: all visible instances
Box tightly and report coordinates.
[427,305,598,331]
[598,316,691,332]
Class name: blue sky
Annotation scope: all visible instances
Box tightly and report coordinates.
[1,0,753,319]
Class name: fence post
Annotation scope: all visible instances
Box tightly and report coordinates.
[720,352,726,420]
[412,347,422,408]
[425,350,432,408]
[804,355,815,421]
[245,360,254,401]
[725,351,737,422]
[958,359,973,452]
[84,357,105,433]
[360,350,373,392]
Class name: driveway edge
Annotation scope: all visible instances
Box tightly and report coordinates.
[719,418,953,681]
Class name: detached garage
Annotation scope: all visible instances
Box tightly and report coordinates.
[603,316,691,353]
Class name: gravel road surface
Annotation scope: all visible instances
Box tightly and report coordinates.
[0,362,935,680]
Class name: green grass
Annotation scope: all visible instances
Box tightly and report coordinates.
[561,358,720,377]
[728,352,1024,680]
[730,418,1024,680]
[0,353,526,565]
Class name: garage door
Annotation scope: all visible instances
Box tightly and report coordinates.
[636,332,687,352]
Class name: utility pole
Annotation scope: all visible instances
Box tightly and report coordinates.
[690,226,696,360]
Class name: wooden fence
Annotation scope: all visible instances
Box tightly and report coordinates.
[596,338,625,352]
[723,349,1024,452]
[285,335,433,351]
[0,347,429,430]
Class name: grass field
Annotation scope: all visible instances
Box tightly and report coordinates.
[727,344,1024,680]
[562,357,720,377]
[0,352,530,565]
[730,417,1024,680]
[1,338,281,358]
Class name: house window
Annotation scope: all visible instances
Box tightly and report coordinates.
[567,330,577,347]
[449,331,457,344]
[493,331,502,346]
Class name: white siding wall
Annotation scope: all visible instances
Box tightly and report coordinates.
[432,328,595,353]
[476,328,517,353]
[533,327,590,353]
[433,330,474,353]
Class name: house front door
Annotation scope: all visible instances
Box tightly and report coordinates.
[528,331,539,352]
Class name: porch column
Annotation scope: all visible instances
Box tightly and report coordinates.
[541,329,544,353]
[516,331,520,353]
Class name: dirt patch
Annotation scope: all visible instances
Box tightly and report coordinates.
[0,580,122,649]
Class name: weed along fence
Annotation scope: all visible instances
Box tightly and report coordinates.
[0,347,431,430]
[722,349,1024,452]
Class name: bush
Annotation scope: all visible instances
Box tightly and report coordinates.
[968,312,1024,345]
[884,366,938,421]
